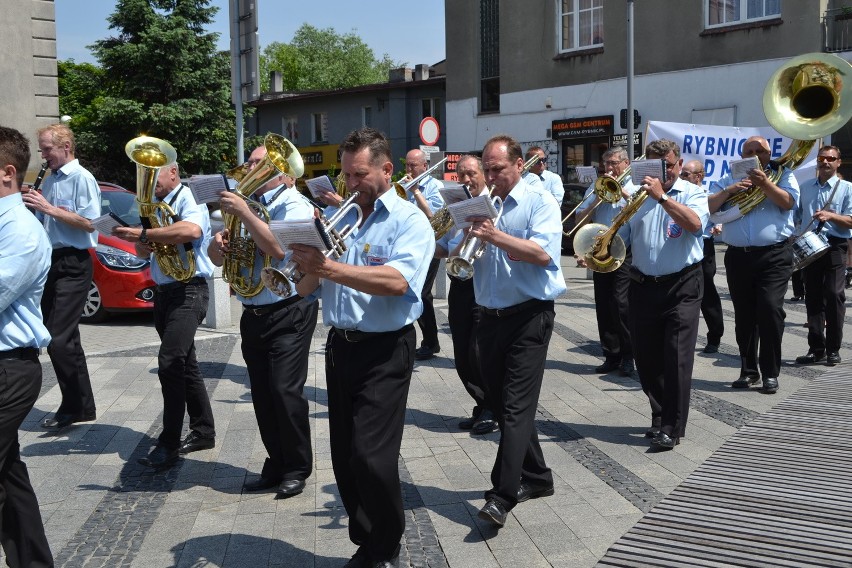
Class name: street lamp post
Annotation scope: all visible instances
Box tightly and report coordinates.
[627,0,635,160]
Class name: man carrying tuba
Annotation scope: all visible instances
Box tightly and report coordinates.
[208,144,319,498]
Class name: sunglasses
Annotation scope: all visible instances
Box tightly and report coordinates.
[817,155,839,163]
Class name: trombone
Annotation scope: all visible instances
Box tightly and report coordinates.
[521,154,541,176]
[562,163,636,238]
[393,157,448,198]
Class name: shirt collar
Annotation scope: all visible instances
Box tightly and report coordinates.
[157,183,183,203]
[0,192,24,217]
[54,158,80,176]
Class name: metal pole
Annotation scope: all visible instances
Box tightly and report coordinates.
[230,0,244,164]
[626,0,635,161]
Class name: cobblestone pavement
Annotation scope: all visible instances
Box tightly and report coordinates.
[8,250,850,567]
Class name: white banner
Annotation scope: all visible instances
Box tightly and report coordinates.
[645,120,819,188]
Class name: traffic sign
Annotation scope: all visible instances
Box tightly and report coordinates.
[420,145,439,154]
[419,117,440,146]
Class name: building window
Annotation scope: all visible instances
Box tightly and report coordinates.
[421,98,442,125]
[283,116,298,143]
[480,0,500,113]
[362,106,372,128]
[706,0,780,28]
[559,0,603,52]
[311,112,328,143]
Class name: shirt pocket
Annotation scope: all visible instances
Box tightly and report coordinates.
[363,245,389,266]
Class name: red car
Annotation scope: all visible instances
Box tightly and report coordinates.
[81,183,156,322]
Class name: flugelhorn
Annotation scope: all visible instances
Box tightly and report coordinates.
[446,188,503,281]
[260,192,363,298]
[126,136,196,282]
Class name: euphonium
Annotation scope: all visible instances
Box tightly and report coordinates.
[430,203,457,239]
[714,53,852,222]
[222,133,304,298]
[446,188,503,281]
[126,136,196,282]
[260,191,363,298]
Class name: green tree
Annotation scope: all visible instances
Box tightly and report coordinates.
[260,24,403,92]
[65,0,239,186]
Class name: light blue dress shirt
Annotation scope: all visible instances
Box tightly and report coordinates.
[240,186,316,306]
[408,175,444,214]
[579,175,634,226]
[319,189,436,332]
[541,169,565,206]
[472,180,567,309]
[150,184,215,285]
[0,193,51,350]
[522,172,543,188]
[620,178,709,277]
[38,159,100,249]
[796,175,852,240]
[709,169,799,246]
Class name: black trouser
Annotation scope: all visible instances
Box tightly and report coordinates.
[416,258,441,350]
[42,248,95,418]
[593,259,632,361]
[0,350,53,567]
[447,277,485,408]
[477,300,555,511]
[792,270,805,298]
[325,325,415,562]
[803,239,848,354]
[724,243,792,379]
[241,299,318,482]
[701,238,724,346]
[629,266,703,438]
[153,279,215,449]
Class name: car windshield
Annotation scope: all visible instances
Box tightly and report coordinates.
[101,191,140,226]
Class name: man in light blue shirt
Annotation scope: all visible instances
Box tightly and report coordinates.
[524,146,565,206]
[793,145,852,367]
[209,144,318,499]
[292,128,434,568]
[114,160,216,471]
[464,135,566,528]
[617,140,708,452]
[23,123,100,431]
[708,136,799,394]
[0,125,54,566]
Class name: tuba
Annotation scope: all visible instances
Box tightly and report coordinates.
[713,53,852,222]
[445,188,503,281]
[222,133,304,297]
[260,191,363,297]
[126,136,196,282]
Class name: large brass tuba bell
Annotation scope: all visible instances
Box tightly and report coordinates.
[222,133,304,297]
[126,136,197,282]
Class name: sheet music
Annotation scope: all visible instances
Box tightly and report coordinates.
[439,181,472,205]
[305,175,337,198]
[576,166,598,184]
[630,159,666,184]
[268,218,329,252]
[186,174,230,204]
[447,194,499,229]
[730,156,761,180]
[91,212,129,234]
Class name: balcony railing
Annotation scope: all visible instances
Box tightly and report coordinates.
[825,7,852,52]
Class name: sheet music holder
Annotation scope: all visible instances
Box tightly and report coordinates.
[576,166,598,185]
[268,217,331,253]
[630,159,667,185]
[186,174,231,205]
[730,156,761,180]
[439,181,473,205]
[447,193,499,229]
[91,212,130,234]
[304,175,337,198]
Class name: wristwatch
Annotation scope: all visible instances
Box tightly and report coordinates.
[658,193,669,205]
[139,228,149,244]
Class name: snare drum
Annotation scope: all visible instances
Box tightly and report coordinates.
[791,231,830,271]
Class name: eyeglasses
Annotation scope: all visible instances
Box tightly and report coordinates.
[817,155,839,163]
[603,160,624,166]
[663,161,679,169]
[680,170,702,178]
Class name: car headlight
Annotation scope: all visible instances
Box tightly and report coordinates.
[95,243,149,271]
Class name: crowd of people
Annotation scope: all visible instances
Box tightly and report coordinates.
[1,121,850,567]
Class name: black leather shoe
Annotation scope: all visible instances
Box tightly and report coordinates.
[415,345,439,361]
[650,432,679,450]
[827,352,841,366]
[517,482,555,503]
[594,358,620,373]
[789,295,803,302]
[761,377,779,394]
[471,409,498,435]
[619,358,635,376]
[276,478,306,499]
[796,351,825,365]
[343,547,370,568]
[243,476,281,492]
[178,431,215,454]
[702,343,719,354]
[731,374,760,389]
[138,445,179,470]
[478,499,508,527]
[645,427,660,439]
[458,406,481,430]
[41,412,96,430]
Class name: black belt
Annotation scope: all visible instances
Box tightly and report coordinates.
[244,294,301,316]
[727,241,787,253]
[481,298,554,318]
[632,262,701,285]
[156,276,206,292]
[0,347,39,360]
[333,324,413,343]
[828,236,849,246]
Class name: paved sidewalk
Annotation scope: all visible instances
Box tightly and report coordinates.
[9,251,847,567]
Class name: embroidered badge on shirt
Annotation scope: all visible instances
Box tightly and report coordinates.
[667,220,683,238]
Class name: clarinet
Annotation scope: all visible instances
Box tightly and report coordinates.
[31,162,49,192]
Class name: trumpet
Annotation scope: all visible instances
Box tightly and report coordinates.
[393,157,448,199]
[446,188,503,281]
[260,191,363,297]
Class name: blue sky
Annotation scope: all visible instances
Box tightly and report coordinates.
[55,0,446,68]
